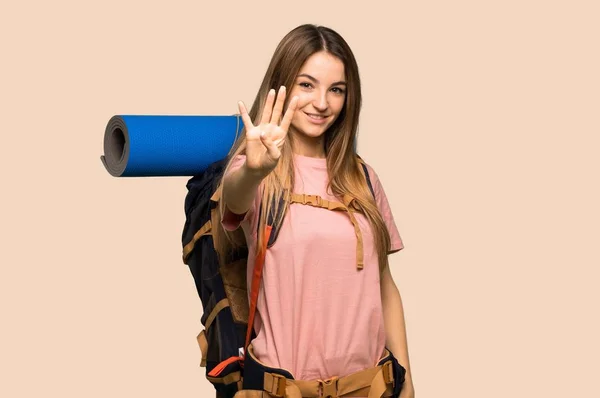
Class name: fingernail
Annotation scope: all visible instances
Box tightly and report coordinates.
[280,86,286,91]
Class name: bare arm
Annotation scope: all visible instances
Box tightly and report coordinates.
[223,87,298,214]
[381,263,415,396]
[221,162,265,215]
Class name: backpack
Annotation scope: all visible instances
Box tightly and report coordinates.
[181,155,375,398]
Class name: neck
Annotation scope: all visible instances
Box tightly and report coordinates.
[290,130,326,158]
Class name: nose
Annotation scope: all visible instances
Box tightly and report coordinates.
[312,88,328,112]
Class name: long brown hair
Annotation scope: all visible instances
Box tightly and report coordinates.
[216,24,391,272]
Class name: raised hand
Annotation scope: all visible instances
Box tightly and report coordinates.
[238,86,298,178]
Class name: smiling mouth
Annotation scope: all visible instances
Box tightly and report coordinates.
[304,112,329,120]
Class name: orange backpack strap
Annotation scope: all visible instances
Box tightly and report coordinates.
[285,192,365,270]
[244,225,272,354]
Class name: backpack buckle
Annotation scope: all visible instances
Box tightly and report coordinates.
[267,373,287,397]
[301,194,322,207]
[319,376,339,398]
[382,361,394,384]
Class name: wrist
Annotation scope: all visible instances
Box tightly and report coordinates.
[242,161,270,182]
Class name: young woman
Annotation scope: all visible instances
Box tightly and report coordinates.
[217,24,415,398]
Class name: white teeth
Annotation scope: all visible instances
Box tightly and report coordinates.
[307,113,325,119]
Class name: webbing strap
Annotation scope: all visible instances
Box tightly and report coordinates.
[207,194,273,377]
[211,188,221,202]
[245,225,272,355]
[204,298,230,331]
[263,360,394,397]
[206,370,242,385]
[182,219,212,263]
[286,192,365,270]
[345,210,365,270]
[196,329,208,367]
[183,188,222,263]
[286,192,347,211]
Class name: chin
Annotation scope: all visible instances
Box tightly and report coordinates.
[292,120,333,139]
[304,125,328,137]
[293,126,326,140]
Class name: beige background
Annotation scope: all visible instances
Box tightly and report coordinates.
[1,0,598,397]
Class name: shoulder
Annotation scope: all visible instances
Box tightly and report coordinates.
[357,157,396,209]
[358,156,405,251]
[357,157,384,194]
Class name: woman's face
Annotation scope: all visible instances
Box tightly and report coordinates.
[288,51,346,143]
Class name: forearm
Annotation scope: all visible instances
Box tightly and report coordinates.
[222,161,265,214]
[381,269,414,387]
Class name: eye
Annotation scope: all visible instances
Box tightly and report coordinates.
[331,87,345,94]
[299,82,313,89]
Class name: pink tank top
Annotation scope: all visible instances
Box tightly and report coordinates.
[222,153,404,381]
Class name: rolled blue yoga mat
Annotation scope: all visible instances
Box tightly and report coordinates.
[101,115,243,177]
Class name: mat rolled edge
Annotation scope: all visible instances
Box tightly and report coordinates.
[100,115,129,177]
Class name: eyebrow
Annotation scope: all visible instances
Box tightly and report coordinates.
[297,73,347,86]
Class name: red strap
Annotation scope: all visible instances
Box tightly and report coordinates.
[244,225,272,354]
[207,355,239,377]
[207,224,271,377]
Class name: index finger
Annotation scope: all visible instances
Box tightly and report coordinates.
[238,101,254,130]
